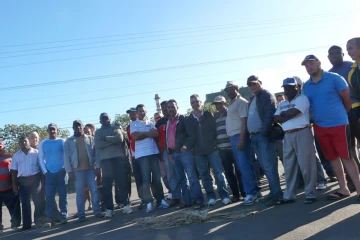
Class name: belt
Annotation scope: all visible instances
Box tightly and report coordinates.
[284,126,308,134]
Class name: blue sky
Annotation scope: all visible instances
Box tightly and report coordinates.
[1,0,359,132]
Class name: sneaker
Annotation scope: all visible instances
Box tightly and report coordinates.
[317,183,327,190]
[123,205,134,214]
[78,216,86,222]
[43,222,52,228]
[166,193,173,200]
[329,176,337,182]
[243,192,262,206]
[138,202,146,210]
[105,209,115,218]
[222,198,231,205]
[60,219,68,224]
[21,226,31,232]
[208,198,216,206]
[158,199,170,209]
[146,203,154,213]
[168,199,181,207]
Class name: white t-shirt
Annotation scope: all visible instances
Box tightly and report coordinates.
[274,94,310,131]
[130,119,159,159]
[10,148,40,177]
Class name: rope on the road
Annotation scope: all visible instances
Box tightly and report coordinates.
[132,209,258,230]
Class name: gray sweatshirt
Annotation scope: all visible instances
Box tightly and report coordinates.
[94,124,124,161]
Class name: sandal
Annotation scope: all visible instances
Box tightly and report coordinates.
[275,198,295,205]
[327,192,350,200]
[304,198,317,204]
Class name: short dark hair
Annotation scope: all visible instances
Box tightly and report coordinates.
[190,94,200,99]
[160,101,167,106]
[19,136,28,142]
[328,45,342,52]
[136,104,145,111]
[167,99,178,107]
[247,75,259,82]
[85,123,95,132]
[349,37,360,48]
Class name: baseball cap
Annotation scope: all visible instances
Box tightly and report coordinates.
[99,113,109,120]
[247,75,260,83]
[301,55,319,65]
[282,78,297,87]
[212,95,226,104]
[48,123,58,129]
[73,120,84,127]
[126,107,136,114]
[293,76,303,86]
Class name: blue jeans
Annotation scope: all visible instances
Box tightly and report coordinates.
[18,173,44,228]
[173,150,204,205]
[251,134,282,199]
[74,169,101,218]
[137,154,164,204]
[45,170,68,222]
[219,148,245,198]
[101,157,128,210]
[195,150,229,200]
[163,151,181,199]
[230,134,260,195]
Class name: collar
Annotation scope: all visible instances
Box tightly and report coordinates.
[192,110,204,121]
[286,94,301,103]
[169,114,179,123]
[309,70,328,84]
[230,94,240,105]
[352,62,359,68]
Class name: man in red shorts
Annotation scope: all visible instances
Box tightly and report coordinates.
[301,54,360,201]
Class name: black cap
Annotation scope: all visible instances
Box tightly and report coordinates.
[301,55,319,66]
[48,123,58,129]
[73,120,84,127]
[247,75,259,83]
[126,107,136,114]
[99,113,109,120]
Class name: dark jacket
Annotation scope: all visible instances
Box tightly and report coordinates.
[166,114,196,153]
[249,89,277,137]
[188,110,217,156]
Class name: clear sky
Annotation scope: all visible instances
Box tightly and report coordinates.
[1,0,359,132]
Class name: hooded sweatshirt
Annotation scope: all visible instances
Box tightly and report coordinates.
[94,124,124,161]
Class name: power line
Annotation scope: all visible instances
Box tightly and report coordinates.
[0,16,344,57]
[0,43,340,92]
[0,11,349,49]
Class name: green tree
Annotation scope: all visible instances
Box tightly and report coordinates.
[0,124,70,155]
[112,114,130,134]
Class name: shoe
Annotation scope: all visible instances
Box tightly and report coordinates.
[60,219,68,224]
[146,203,154,213]
[304,198,317,204]
[34,223,43,228]
[208,198,216,206]
[55,217,61,223]
[105,209,115,218]
[138,202,146,210]
[87,205,93,211]
[177,203,192,209]
[166,193,173,200]
[115,204,124,209]
[123,205,134,214]
[21,226,31,231]
[43,222,52,228]
[265,198,281,206]
[168,199,181,207]
[317,183,327,190]
[11,226,20,231]
[95,213,104,218]
[243,192,262,206]
[329,176,337,182]
[222,198,231,205]
[193,202,205,209]
[231,196,241,202]
[78,216,86,222]
[158,199,170,209]
[72,213,78,219]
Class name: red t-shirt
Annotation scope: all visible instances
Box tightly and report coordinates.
[155,117,168,151]
[126,124,135,158]
[0,154,13,192]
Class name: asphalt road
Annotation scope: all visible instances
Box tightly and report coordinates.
[1,166,360,240]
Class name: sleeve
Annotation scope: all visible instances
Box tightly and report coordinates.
[237,100,249,118]
[9,152,18,170]
[334,75,349,92]
[274,103,282,116]
[94,129,113,149]
[130,122,137,134]
[105,127,123,143]
[260,92,277,136]
[38,140,48,174]
[294,96,310,113]
[63,140,72,173]
[183,117,197,148]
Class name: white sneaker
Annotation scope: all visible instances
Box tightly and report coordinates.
[159,199,170,209]
[166,193,173,200]
[222,198,231,205]
[123,205,134,214]
[208,198,216,206]
[146,203,154,213]
[105,209,114,218]
[317,183,327,190]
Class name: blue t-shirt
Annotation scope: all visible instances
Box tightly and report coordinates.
[38,138,65,174]
[329,61,353,80]
[302,71,349,128]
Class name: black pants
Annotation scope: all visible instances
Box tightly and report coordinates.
[115,157,132,204]
[0,189,21,228]
[347,107,360,192]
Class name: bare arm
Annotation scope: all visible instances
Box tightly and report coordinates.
[339,88,352,112]
[131,129,159,141]
[274,108,301,123]
[239,117,248,144]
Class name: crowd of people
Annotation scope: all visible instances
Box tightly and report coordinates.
[0,37,360,232]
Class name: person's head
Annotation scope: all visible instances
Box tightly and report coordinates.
[328,45,344,67]
[167,99,178,118]
[99,113,111,127]
[347,38,360,62]
[0,141,5,155]
[212,95,227,112]
[281,78,299,99]
[190,94,202,111]
[84,123,95,136]
[247,75,263,95]
[276,94,285,104]
[73,120,84,137]
[47,123,58,139]
[160,101,169,118]
[136,104,146,120]
[224,81,239,100]
[126,108,137,122]
[153,112,162,123]
[29,131,40,148]
[301,55,322,77]
[19,136,30,152]
[293,76,303,93]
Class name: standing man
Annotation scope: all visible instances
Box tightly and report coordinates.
[29,132,40,149]
[274,78,317,204]
[213,95,246,201]
[95,113,132,218]
[247,75,283,205]
[301,54,360,200]
[189,94,231,205]
[38,124,68,227]
[0,141,21,232]
[64,120,103,222]
[224,81,261,206]
[130,105,169,212]
[11,137,44,230]
[166,99,204,209]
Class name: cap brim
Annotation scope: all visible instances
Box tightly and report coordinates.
[301,59,316,66]
[281,84,297,87]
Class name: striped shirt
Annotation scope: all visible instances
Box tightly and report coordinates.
[214,112,232,149]
[130,119,159,159]
[0,154,13,192]
[10,148,40,177]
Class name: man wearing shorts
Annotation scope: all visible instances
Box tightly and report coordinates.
[301,54,360,201]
